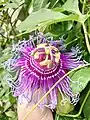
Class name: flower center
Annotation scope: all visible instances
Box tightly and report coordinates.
[31,43,60,68]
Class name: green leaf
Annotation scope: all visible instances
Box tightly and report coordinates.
[5,111,16,118]
[6,3,19,8]
[83,91,90,119]
[4,102,12,112]
[11,6,22,22]
[17,8,66,30]
[0,89,6,98]
[9,94,16,104]
[0,1,7,6]
[6,0,22,8]
[33,0,49,11]
[11,0,21,5]
[48,21,73,36]
[17,8,79,33]
[65,23,83,47]
[70,67,90,93]
[62,0,80,15]
[59,0,89,23]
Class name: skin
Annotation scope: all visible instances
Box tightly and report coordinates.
[17,89,53,120]
[18,102,53,120]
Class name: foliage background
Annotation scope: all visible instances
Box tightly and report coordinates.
[0,0,90,120]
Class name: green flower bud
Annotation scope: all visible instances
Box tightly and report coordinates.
[56,92,74,115]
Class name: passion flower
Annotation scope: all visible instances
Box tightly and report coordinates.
[5,33,83,109]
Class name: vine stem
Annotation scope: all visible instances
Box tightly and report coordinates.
[82,0,86,14]
[82,23,90,53]
[24,63,90,120]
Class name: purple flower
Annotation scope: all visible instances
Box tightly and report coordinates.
[5,33,83,109]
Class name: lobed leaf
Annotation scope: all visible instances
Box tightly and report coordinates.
[70,67,90,93]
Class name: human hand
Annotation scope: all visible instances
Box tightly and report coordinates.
[17,89,53,120]
[18,100,53,120]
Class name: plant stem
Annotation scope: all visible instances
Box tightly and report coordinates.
[52,0,59,8]
[82,0,86,14]
[82,23,90,53]
[81,0,90,53]
[88,17,90,39]
[0,33,7,38]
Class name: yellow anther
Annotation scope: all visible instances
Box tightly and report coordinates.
[54,53,60,63]
[50,45,58,52]
[37,43,47,48]
[45,48,50,55]
[55,58,60,63]
[40,60,48,66]
[31,48,38,56]
[34,52,39,59]
[47,60,52,68]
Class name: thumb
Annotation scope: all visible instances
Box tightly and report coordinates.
[17,100,53,120]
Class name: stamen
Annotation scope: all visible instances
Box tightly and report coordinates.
[31,43,60,69]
